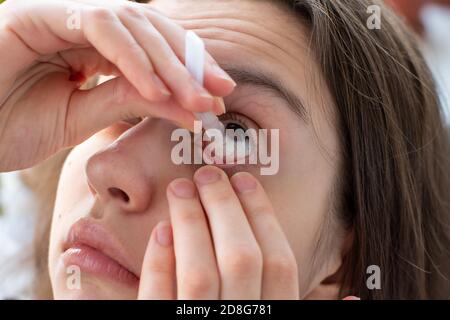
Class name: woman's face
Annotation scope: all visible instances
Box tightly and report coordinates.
[49,0,344,299]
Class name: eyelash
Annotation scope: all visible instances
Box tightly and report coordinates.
[122,112,259,170]
[219,112,258,131]
[123,113,258,132]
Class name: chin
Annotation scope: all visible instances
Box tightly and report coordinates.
[52,279,138,300]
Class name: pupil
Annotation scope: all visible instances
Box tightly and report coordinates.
[224,123,247,145]
[225,123,244,131]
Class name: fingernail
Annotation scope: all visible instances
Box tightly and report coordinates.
[69,71,86,84]
[170,179,196,199]
[156,222,173,247]
[169,115,196,132]
[232,173,257,194]
[194,167,221,185]
[151,74,171,97]
[213,97,226,115]
[343,296,361,300]
[211,64,237,87]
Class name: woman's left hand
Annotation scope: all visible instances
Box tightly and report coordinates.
[137,165,300,300]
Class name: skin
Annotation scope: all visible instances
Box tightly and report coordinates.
[49,0,346,299]
[0,0,234,171]
[0,0,347,299]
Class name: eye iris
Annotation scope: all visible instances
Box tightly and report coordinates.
[224,122,247,144]
[225,123,244,131]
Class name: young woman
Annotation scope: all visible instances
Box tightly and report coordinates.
[0,0,449,299]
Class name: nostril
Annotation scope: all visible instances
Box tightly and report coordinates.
[108,187,130,203]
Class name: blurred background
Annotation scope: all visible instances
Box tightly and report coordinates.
[0,0,449,299]
[387,0,450,119]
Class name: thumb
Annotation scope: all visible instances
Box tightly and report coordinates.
[64,76,195,147]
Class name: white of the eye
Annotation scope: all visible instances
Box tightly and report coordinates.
[223,129,252,163]
[202,125,256,165]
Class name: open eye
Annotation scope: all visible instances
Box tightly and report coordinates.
[202,113,259,165]
[221,112,258,145]
[223,120,247,132]
[219,112,258,133]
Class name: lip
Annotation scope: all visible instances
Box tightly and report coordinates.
[62,218,139,287]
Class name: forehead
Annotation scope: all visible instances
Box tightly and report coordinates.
[150,0,312,78]
[150,0,336,133]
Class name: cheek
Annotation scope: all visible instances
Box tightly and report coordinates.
[49,135,114,277]
[53,135,109,220]
[52,123,130,218]
[259,174,326,254]
[259,136,338,292]
[264,177,333,294]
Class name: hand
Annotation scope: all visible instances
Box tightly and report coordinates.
[138,166,300,300]
[0,0,235,171]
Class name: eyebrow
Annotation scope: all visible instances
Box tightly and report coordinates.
[223,67,309,122]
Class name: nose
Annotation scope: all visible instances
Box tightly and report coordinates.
[85,119,194,213]
[86,143,154,213]
[84,118,176,213]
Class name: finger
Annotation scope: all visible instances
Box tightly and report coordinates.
[65,76,196,147]
[69,0,236,97]
[230,172,299,300]
[118,9,216,113]
[343,296,361,300]
[138,220,176,300]
[167,178,220,299]
[81,6,172,101]
[141,7,237,97]
[193,166,263,300]
[11,1,171,101]
[59,47,121,79]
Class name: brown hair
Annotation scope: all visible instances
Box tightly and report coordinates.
[30,0,450,299]
[280,0,450,299]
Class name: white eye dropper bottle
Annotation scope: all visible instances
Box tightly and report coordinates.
[185,31,225,136]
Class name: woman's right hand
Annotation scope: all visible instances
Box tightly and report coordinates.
[0,0,235,172]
